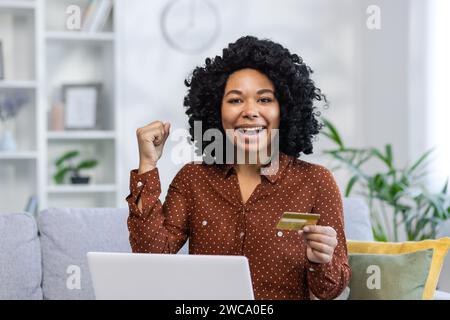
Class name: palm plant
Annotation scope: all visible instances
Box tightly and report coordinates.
[321,118,450,242]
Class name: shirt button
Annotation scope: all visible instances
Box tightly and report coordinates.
[309,267,316,272]
[240,232,245,238]
[202,220,208,226]
[137,181,143,187]
[277,231,283,237]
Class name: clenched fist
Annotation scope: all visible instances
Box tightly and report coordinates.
[136,121,170,173]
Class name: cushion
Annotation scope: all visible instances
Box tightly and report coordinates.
[37,208,131,300]
[0,212,43,299]
[343,197,373,241]
[348,249,433,299]
[347,238,450,299]
[435,290,450,300]
[437,220,450,292]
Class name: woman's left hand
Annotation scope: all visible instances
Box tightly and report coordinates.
[301,225,338,264]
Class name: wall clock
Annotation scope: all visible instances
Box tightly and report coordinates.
[160,0,221,54]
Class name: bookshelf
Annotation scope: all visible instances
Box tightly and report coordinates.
[0,1,36,10]
[47,184,117,193]
[45,30,114,41]
[0,0,121,213]
[0,80,37,89]
[0,0,37,214]
[0,151,38,159]
[47,130,116,140]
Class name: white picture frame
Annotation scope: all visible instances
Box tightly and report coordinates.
[63,84,101,129]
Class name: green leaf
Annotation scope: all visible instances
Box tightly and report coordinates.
[76,159,98,170]
[370,174,386,193]
[328,152,369,181]
[345,176,359,197]
[385,144,393,168]
[389,182,405,200]
[441,178,449,194]
[414,217,431,236]
[422,191,446,218]
[53,167,71,184]
[371,146,394,170]
[55,150,79,167]
[372,225,388,242]
[356,151,373,167]
[321,118,344,149]
[407,149,434,175]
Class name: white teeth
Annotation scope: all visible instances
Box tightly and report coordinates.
[236,127,265,134]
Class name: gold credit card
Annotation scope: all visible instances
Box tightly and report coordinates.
[276,212,320,231]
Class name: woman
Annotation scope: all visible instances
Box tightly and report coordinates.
[126,36,351,300]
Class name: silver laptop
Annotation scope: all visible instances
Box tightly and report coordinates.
[87,252,254,300]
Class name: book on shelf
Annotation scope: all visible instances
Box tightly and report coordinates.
[82,0,100,32]
[82,0,113,33]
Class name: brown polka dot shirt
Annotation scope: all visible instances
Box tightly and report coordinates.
[126,152,351,300]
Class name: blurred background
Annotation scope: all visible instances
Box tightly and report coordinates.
[0,0,449,238]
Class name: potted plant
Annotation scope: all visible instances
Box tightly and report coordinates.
[321,118,450,242]
[53,150,98,185]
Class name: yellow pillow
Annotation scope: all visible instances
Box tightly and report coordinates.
[347,237,450,300]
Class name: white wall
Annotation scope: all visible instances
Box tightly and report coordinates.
[116,0,418,204]
[424,0,450,192]
[354,0,410,167]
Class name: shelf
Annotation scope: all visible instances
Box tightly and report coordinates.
[47,131,116,140]
[0,151,37,160]
[47,184,117,194]
[0,80,37,89]
[45,31,115,42]
[0,0,35,10]
[0,0,119,212]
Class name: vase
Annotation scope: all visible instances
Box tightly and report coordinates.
[0,128,17,151]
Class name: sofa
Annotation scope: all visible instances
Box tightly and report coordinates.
[0,197,449,300]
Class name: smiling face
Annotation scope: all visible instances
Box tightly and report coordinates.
[221,68,280,161]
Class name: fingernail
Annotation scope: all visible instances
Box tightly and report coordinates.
[303,227,309,232]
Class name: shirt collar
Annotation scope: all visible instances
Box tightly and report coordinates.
[219,152,292,184]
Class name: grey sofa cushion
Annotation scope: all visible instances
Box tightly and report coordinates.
[37,208,131,300]
[0,212,43,300]
[343,197,374,241]
[437,220,450,293]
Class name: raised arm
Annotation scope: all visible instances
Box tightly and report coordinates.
[125,120,189,254]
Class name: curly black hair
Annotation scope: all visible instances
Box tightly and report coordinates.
[183,35,325,159]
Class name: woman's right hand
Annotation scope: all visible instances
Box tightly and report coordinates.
[136,121,171,173]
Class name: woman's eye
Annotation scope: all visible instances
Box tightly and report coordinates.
[258,97,273,103]
[228,98,242,104]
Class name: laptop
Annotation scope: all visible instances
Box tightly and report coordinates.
[87,252,255,300]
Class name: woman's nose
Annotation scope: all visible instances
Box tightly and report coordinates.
[241,101,259,118]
